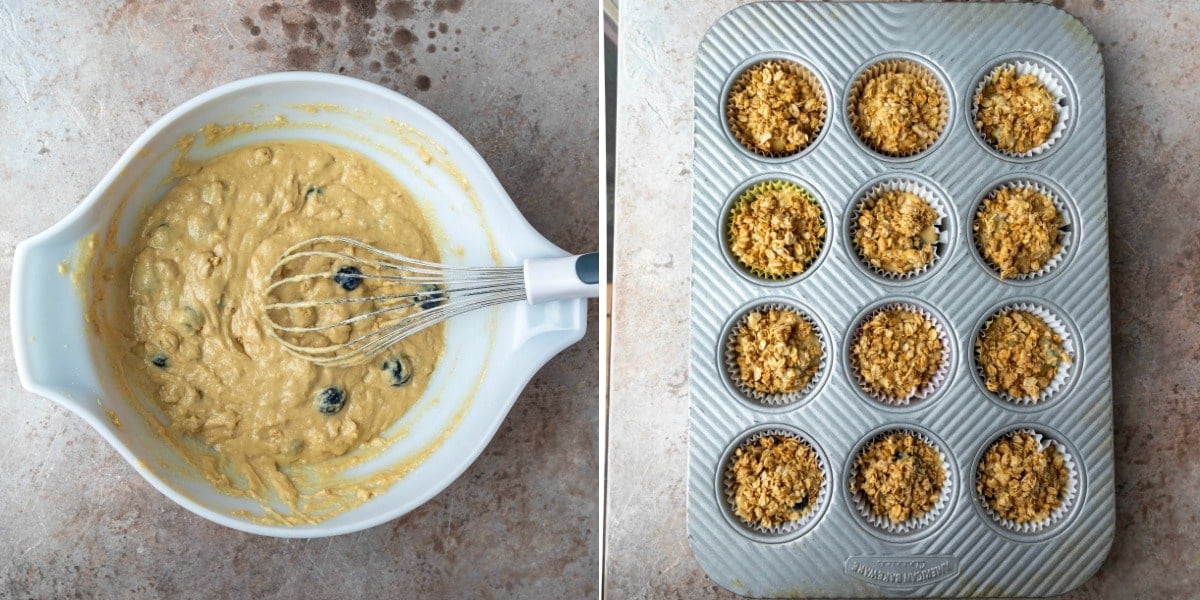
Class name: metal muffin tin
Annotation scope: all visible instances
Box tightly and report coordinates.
[688,3,1112,597]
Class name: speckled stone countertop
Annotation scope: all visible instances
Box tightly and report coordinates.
[0,1,597,597]
[607,0,1198,597]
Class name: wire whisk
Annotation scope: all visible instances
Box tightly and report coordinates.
[263,236,598,367]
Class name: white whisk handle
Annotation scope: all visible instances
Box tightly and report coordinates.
[523,253,600,304]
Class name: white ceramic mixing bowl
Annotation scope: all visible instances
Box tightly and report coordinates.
[10,72,588,537]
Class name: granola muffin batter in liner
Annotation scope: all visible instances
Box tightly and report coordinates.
[848,429,953,534]
[973,180,1072,281]
[723,428,830,535]
[972,61,1070,158]
[723,302,827,406]
[849,302,951,406]
[975,428,1079,534]
[725,180,827,281]
[974,302,1075,405]
[847,59,949,158]
[848,178,949,281]
[725,59,828,158]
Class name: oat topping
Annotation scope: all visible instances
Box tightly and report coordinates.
[977,310,1071,400]
[732,308,822,395]
[730,434,824,529]
[975,66,1058,154]
[728,182,825,278]
[852,69,945,155]
[852,433,945,523]
[977,432,1069,524]
[854,189,939,274]
[974,186,1064,279]
[851,308,943,400]
[727,60,825,155]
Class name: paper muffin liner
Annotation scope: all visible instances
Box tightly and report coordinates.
[726,59,828,158]
[847,58,950,158]
[975,302,1075,405]
[848,429,953,535]
[975,428,1079,534]
[723,428,831,536]
[972,60,1070,158]
[726,180,826,281]
[849,302,951,406]
[848,178,949,281]
[724,302,828,406]
[972,179,1072,281]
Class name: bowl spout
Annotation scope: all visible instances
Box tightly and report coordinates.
[11,229,105,414]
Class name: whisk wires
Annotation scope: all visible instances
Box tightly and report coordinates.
[263,236,522,367]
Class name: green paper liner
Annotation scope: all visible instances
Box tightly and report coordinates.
[726,180,826,281]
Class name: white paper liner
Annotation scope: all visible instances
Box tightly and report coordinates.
[848,178,949,281]
[975,303,1075,405]
[724,302,828,406]
[848,429,953,534]
[849,303,951,406]
[975,429,1079,534]
[847,59,950,158]
[726,59,828,158]
[723,429,831,536]
[972,60,1070,158]
[973,179,1072,281]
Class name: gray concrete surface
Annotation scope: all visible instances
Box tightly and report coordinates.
[0,1,597,597]
[607,0,1199,597]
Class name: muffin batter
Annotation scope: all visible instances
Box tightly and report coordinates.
[98,140,444,516]
[852,432,945,524]
[726,60,826,156]
[854,189,939,275]
[729,434,823,529]
[727,181,825,279]
[731,307,822,396]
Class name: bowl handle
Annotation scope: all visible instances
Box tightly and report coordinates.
[10,234,104,410]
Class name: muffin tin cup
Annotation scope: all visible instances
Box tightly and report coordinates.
[846,176,955,283]
[719,174,832,286]
[720,426,833,540]
[722,300,829,408]
[846,428,955,537]
[724,55,831,161]
[971,178,1074,283]
[974,428,1081,536]
[974,302,1076,405]
[846,56,952,160]
[971,60,1071,159]
[847,301,952,407]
